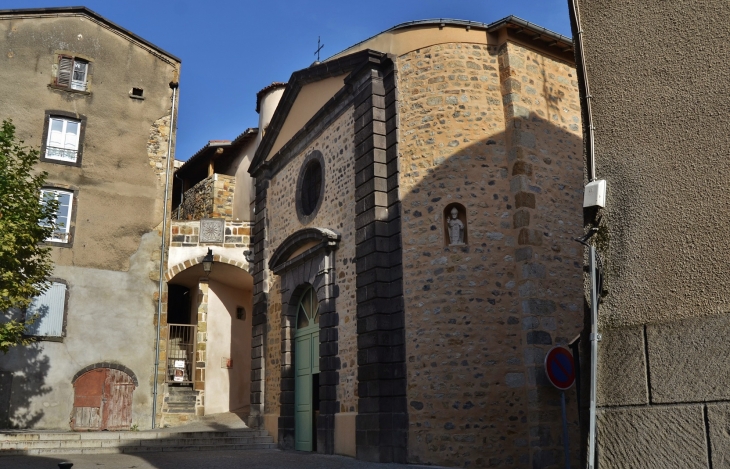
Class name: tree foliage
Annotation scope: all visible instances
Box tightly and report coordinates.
[0,119,58,353]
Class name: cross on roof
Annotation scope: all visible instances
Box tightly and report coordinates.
[314,36,324,62]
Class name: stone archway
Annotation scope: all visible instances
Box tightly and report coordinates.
[158,253,254,426]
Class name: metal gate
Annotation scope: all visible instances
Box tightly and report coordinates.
[166,324,196,385]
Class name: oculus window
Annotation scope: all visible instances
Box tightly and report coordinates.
[40,188,74,243]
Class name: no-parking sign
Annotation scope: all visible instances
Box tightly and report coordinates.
[544,346,575,390]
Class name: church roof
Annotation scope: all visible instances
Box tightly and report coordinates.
[327,15,573,61]
[0,6,180,63]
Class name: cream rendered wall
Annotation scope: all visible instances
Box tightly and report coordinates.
[205,281,252,414]
[266,75,349,160]
[231,138,258,222]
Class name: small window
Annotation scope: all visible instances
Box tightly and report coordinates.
[131,88,144,98]
[56,55,89,91]
[45,117,81,163]
[25,281,67,338]
[40,188,74,243]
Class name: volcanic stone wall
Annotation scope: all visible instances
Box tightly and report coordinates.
[263,108,359,418]
[396,41,584,468]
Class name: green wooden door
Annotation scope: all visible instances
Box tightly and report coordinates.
[294,286,320,452]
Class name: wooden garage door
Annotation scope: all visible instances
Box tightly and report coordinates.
[71,368,134,431]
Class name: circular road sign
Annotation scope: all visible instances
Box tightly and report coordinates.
[544,346,575,390]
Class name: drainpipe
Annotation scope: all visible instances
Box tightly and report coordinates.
[152,80,179,429]
[569,0,596,182]
[568,0,600,467]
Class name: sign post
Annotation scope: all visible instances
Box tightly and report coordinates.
[545,346,576,469]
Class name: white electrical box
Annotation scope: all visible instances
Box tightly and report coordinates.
[583,179,606,208]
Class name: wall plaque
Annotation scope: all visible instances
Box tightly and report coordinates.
[200,218,225,243]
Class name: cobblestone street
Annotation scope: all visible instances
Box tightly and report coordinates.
[0,449,448,469]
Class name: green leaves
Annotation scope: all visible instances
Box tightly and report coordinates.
[0,119,58,352]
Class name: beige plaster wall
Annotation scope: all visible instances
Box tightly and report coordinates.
[0,12,179,430]
[232,138,258,221]
[397,41,583,467]
[267,74,349,160]
[0,14,179,272]
[264,107,358,417]
[576,2,730,467]
[206,281,252,414]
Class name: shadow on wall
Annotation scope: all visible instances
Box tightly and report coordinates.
[0,342,51,429]
[398,108,584,468]
[1,304,52,429]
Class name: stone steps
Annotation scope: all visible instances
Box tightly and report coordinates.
[0,429,275,456]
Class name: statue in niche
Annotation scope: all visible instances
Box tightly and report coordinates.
[447,207,464,245]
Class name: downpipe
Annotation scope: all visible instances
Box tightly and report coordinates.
[152,80,178,429]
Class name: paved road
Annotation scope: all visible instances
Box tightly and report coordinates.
[0,449,448,469]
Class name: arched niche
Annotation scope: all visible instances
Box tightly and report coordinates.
[443,202,468,246]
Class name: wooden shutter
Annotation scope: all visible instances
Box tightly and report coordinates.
[25,282,66,337]
[56,55,73,88]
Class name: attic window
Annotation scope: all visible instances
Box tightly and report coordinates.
[130,88,144,99]
[54,55,90,92]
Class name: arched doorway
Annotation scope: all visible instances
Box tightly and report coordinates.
[71,366,136,431]
[294,285,320,451]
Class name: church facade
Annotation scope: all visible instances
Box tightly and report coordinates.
[248,17,584,467]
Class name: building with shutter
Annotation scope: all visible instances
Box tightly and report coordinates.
[245,17,585,467]
[0,7,180,431]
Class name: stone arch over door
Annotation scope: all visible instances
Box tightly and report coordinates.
[71,365,136,431]
[268,228,340,454]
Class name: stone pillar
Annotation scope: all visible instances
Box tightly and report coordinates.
[249,177,270,426]
[194,278,208,416]
[352,54,408,464]
[499,43,568,468]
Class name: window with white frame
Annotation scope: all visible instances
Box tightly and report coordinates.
[40,188,74,243]
[25,281,67,338]
[56,55,89,91]
[45,117,81,163]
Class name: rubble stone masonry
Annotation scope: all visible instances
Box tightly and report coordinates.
[264,109,359,417]
[396,41,584,467]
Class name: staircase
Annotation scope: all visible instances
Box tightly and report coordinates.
[164,385,198,414]
[0,428,276,455]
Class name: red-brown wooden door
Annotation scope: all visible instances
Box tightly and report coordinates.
[71,368,134,431]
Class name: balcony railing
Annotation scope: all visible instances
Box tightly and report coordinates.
[45,146,78,162]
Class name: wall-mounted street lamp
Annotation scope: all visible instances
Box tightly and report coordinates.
[202,248,214,276]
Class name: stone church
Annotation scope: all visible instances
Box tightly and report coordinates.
[247,17,585,467]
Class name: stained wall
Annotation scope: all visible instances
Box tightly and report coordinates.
[0,10,179,430]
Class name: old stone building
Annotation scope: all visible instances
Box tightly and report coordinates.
[154,84,285,427]
[571,1,730,468]
[0,7,180,431]
[248,17,585,467]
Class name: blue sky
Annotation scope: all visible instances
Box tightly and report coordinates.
[6,0,573,160]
